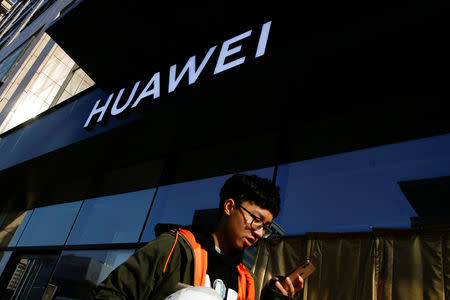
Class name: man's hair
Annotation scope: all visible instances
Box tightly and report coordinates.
[218,173,281,219]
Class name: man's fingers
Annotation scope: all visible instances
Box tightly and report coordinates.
[274,280,288,296]
[284,276,295,297]
[274,275,305,297]
[296,274,304,290]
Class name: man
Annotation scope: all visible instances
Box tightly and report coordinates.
[90,174,303,299]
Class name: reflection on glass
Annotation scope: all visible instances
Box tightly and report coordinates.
[17,201,82,246]
[0,253,59,300]
[0,251,12,276]
[275,134,450,235]
[7,210,33,247]
[0,38,31,81]
[0,42,83,132]
[141,167,274,242]
[66,189,155,245]
[2,47,74,131]
[49,249,134,300]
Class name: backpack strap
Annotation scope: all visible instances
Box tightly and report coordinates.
[237,263,255,300]
[178,229,208,286]
[162,228,208,287]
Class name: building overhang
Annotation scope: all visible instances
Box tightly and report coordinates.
[46,0,450,93]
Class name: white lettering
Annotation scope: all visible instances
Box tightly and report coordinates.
[132,72,161,108]
[111,81,140,115]
[168,45,217,93]
[255,21,272,58]
[214,30,252,74]
[83,94,113,128]
[84,21,273,128]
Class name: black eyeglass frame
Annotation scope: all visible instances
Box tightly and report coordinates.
[237,204,273,238]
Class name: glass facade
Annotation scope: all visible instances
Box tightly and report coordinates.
[0,1,27,34]
[0,0,40,49]
[20,0,59,31]
[0,0,95,134]
[0,33,46,114]
[1,134,449,243]
[0,37,31,83]
[0,43,89,132]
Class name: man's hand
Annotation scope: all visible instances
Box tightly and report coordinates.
[273,274,304,297]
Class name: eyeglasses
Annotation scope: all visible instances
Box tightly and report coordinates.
[237,204,273,239]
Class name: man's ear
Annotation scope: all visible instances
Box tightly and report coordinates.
[223,198,235,216]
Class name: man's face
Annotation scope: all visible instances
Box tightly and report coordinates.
[224,199,274,251]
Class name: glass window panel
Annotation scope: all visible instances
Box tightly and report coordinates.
[0,251,13,276]
[7,254,59,300]
[21,0,58,31]
[49,249,134,300]
[0,0,39,47]
[7,209,33,247]
[17,201,82,246]
[66,189,155,245]
[141,167,274,242]
[275,134,450,235]
[0,38,31,81]
[0,1,26,32]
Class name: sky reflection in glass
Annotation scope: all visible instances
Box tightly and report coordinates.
[275,133,450,234]
[141,167,274,242]
[67,189,155,245]
[49,249,134,299]
[8,210,33,247]
[17,201,82,246]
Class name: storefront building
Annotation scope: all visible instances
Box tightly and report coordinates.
[0,0,449,299]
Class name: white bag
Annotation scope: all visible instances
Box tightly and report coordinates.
[164,286,223,300]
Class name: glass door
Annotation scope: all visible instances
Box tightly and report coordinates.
[0,253,59,300]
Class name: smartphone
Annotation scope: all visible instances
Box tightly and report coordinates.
[286,259,316,282]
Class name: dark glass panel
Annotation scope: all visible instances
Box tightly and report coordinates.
[0,251,12,276]
[66,189,155,245]
[7,210,33,247]
[49,249,134,300]
[141,167,274,242]
[275,134,450,234]
[17,201,82,246]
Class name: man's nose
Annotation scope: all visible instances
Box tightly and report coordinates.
[253,226,264,239]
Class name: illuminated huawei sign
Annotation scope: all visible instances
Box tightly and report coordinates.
[84,21,272,128]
